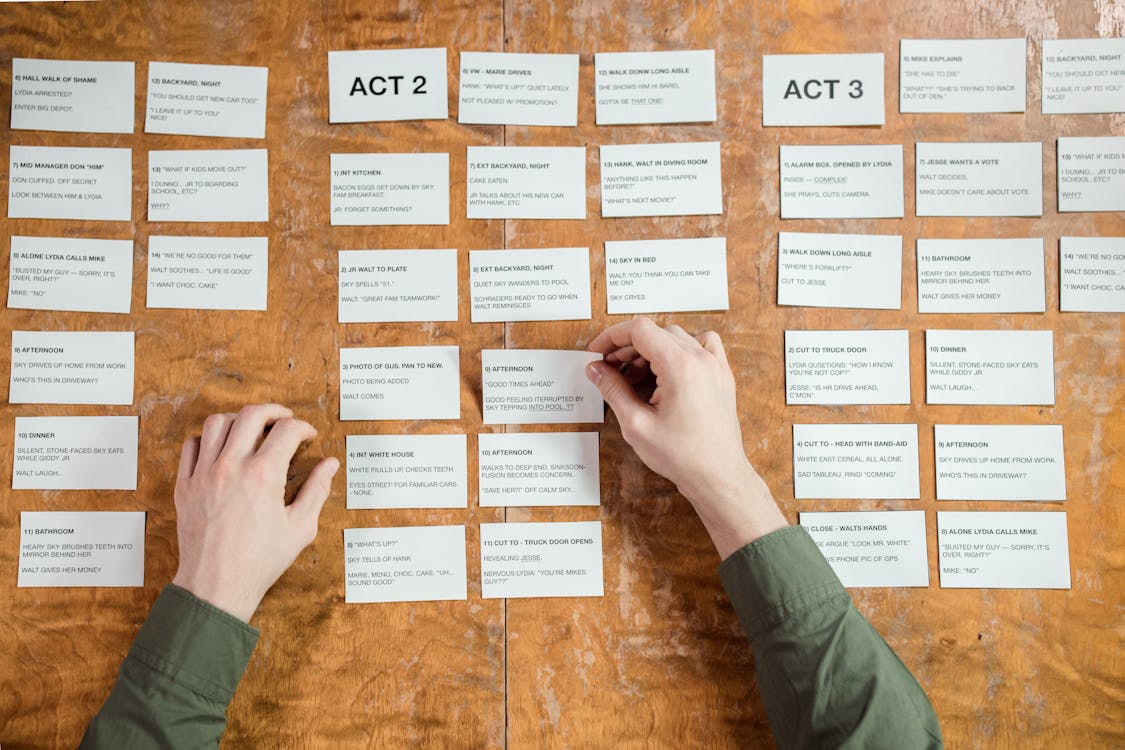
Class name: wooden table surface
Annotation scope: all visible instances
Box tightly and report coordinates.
[1,1,1122,747]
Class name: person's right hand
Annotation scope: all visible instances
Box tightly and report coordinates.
[585,318,787,558]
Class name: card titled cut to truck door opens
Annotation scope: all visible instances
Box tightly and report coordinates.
[480,521,603,599]
[1057,136,1125,213]
[8,236,133,314]
[148,149,268,222]
[9,145,132,221]
[762,53,885,126]
[146,61,268,138]
[801,511,928,588]
[594,50,716,125]
[340,346,460,421]
[777,232,901,310]
[599,141,722,217]
[925,329,1054,405]
[459,51,578,126]
[346,434,467,509]
[481,349,603,425]
[916,142,1042,217]
[785,330,910,405]
[937,511,1070,589]
[916,238,1045,313]
[470,247,590,323]
[339,249,458,323]
[479,432,600,507]
[605,237,728,314]
[19,511,145,588]
[10,331,134,405]
[1042,38,1125,114]
[779,145,904,219]
[330,153,449,226]
[1060,237,1125,313]
[13,416,137,490]
[935,424,1065,502]
[899,39,1026,113]
[147,236,267,311]
[792,424,920,499]
[328,48,448,123]
[344,525,467,603]
[12,58,135,134]
[466,146,585,219]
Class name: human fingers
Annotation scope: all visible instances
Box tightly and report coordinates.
[196,412,237,471]
[256,417,317,468]
[222,403,294,459]
[177,436,200,484]
[287,457,341,544]
[588,317,684,369]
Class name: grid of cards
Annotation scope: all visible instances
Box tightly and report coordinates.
[11,37,1123,595]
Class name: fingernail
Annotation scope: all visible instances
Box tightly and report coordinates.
[585,361,603,385]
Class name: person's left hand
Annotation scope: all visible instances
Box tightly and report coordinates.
[171,404,339,622]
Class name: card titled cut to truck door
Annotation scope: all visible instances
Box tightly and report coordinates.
[777,232,901,310]
[762,53,885,125]
[935,424,1065,501]
[13,416,137,490]
[917,238,1045,313]
[937,511,1070,589]
[594,50,716,125]
[339,249,457,322]
[12,58,134,133]
[19,511,145,588]
[344,525,467,603]
[459,51,578,126]
[899,39,1026,113]
[328,48,448,123]
[10,331,134,405]
[147,236,267,310]
[784,330,910,405]
[792,423,920,499]
[466,146,585,219]
[1042,38,1125,114]
[330,153,449,226]
[480,521,603,599]
[9,145,132,221]
[8,236,133,314]
[1060,237,1125,312]
[479,432,600,507]
[148,149,268,222]
[1057,136,1125,213]
[599,141,722,217]
[346,433,467,509]
[779,145,904,219]
[605,237,728,314]
[916,141,1042,217]
[470,247,590,322]
[481,349,602,425]
[340,346,460,421]
[146,61,268,138]
[925,329,1054,405]
[801,511,928,588]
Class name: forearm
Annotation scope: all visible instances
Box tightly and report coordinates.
[80,584,258,750]
[721,527,942,750]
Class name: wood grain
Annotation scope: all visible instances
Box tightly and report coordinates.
[1,1,1122,748]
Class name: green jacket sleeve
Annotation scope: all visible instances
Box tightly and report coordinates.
[719,525,943,750]
[79,583,259,750]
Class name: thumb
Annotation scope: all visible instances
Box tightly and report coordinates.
[289,456,340,530]
[586,360,649,425]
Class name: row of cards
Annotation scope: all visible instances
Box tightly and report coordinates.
[17,39,1120,138]
[16,512,606,600]
[18,509,1070,593]
[786,329,1056,405]
[11,418,1066,506]
[11,234,1122,317]
[12,137,1122,224]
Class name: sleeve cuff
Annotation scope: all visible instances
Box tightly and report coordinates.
[718,525,849,642]
[128,583,260,705]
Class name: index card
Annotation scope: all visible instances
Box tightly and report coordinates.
[937,511,1070,589]
[481,349,603,425]
[13,416,137,490]
[148,149,268,222]
[8,236,133,314]
[763,53,885,125]
[481,521,603,598]
[12,58,134,133]
[146,61,268,138]
[328,48,448,123]
[934,424,1065,501]
[1042,38,1125,114]
[599,141,722,217]
[900,39,1026,113]
[466,146,586,219]
[9,145,131,221]
[346,433,467,509]
[925,329,1054,405]
[147,236,267,311]
[339,249,458,323]
[780,144,904,219]
[916,141,1042,217]
[1059,237,1125,312]
[778,232,902,310]
[10,331,134,405]
[594,50,716,124]
[801,511,929,587]
[19,512,145,588]
[330,153,449,226]
[792,423,920,499]
[604,237,728,314]
[470,247,591,322]
[344,525,467,603]
[478,432,600,507]
[916,238,1045,313]
[340,346,460,421]
[459,51,578,126]
[1057,136,1125,213]
[784,330,911,405]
